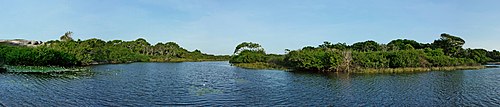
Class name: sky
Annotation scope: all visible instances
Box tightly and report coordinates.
[1,0,499,55]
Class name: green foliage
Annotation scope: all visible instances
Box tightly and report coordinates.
[229,33,493,73]
[229,42,287,65]
[385,50,428,68]
[0,45,78,66]
[487,50,500,62]
[0,49,4,67]
[388,39,422,50]
[352,51,389,68]
[285,48,343,71]
[459,49,492,64]
[45,36,229,65]
[229,50,268,63]
[41,34,228,65]
[233,42,263,54]
[402,44,415,50]
[230,42,269,63]
[318,42,349,50]
[423,48,477,67]
[351,40,381,52]
[432,33,465,56]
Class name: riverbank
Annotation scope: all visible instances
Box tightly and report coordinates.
[354,66,486,74]
[231,62,289,70]
[230,62,486,74]
[2,65,87,73]
[487,62,500,65]
[149,58,229,63]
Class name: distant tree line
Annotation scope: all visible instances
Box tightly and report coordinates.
[0,32,230,67]
[230,33,500,72]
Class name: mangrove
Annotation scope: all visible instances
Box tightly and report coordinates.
[229,33,499,73]
[0,32,230,73]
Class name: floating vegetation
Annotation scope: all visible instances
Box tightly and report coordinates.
[5,65,87,73]
[1,65,94,79]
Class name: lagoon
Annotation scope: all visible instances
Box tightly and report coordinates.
[1,61,499,106]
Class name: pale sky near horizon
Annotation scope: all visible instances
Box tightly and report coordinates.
[1,0,499,55]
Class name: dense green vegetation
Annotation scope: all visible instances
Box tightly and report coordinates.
[0,45,78,66]
[0,32,230,70]
[230,33,499,73]
[228,42,288,69]
[0,55,5,72]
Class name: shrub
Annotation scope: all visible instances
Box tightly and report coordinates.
[352,51,389,68]
[230,50,268,63]
[285,49,343,72]
[0,45,78,66]
[386,50,428,68]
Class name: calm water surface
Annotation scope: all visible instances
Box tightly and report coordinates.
[1,61,499,106]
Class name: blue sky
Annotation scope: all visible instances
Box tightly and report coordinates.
[1,0,499,55]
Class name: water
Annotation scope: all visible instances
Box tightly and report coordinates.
[1,61,499,106]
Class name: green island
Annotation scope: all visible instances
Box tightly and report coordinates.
[1,32,499,74]
[0,32,230,73]
[229,33,500,73]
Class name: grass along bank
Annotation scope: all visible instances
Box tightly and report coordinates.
[353,66,486,74]
[3,65,87,73]
[232,62,289,70]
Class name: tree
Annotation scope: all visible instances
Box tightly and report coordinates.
[318,41,348,50]
[60,31,74,41]
[432,33,465,56]
[351,40,381,52]
[318,41,332,49]
[230,42,275,64]
[402,44,415,50]
[462,49,492,64]
[487,50,500,62]
[387,39,422,50]
[133,38,151,55]
[230,50,267,63]
[233,42,264,54]
[285,48,343,72]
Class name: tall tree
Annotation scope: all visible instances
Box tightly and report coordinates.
[233,42,264,54]
[432,33,465,56]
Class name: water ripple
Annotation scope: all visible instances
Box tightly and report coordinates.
[0,62,499,106]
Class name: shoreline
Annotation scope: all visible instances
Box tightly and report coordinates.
[2,65,87,73]
[231,62,290,71]
[87,59,229,65]
[231,62,486,74]
[353,66,486,74]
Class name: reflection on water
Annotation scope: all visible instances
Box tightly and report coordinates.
[1,61,499,106]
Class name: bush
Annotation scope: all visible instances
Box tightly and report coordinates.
[424,48,478,66]
[285,49,343,71]
[352,51,389,68]
[230,50,268,63]
[385,50,428,68]
[0,45,78,66]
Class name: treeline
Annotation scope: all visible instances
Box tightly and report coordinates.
[230,33,500,72]
[0,32,230,67]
